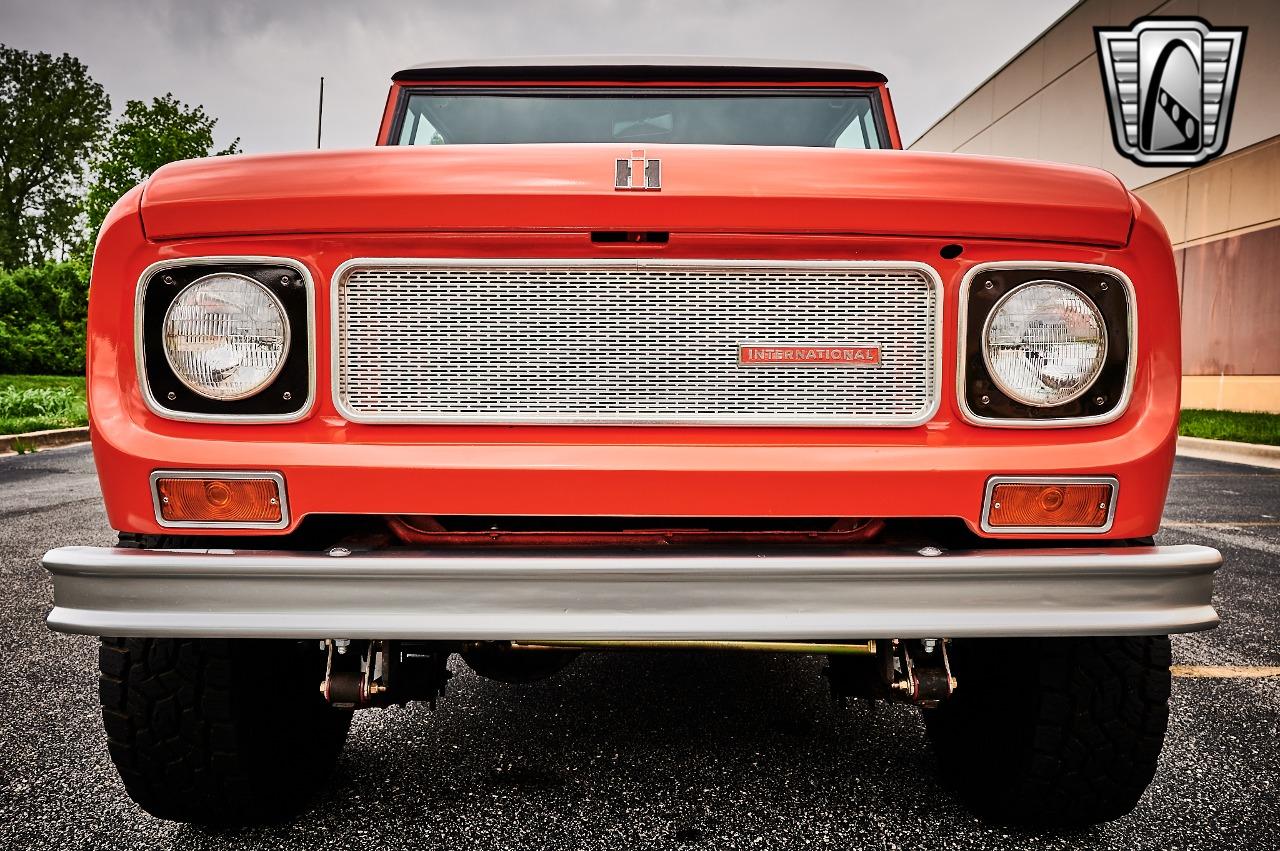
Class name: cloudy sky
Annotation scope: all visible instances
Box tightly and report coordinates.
[1,0,1074,152]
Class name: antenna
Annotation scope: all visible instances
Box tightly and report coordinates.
[316,76,325,149]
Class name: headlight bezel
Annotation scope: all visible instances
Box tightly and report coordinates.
[958,262,1135,427]
[136,257,315,423]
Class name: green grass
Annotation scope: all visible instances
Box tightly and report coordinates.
[1179,408,1280,446]
[0,374,88,435]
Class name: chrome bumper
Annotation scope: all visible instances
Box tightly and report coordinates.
[42,544,1221,640]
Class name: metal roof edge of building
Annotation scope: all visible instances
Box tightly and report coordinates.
[908,0,1091,148]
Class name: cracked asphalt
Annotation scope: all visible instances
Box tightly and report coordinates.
[0,444,1276,850]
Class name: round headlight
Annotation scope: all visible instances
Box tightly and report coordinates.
[982,281,1106,407]
[162,273,289,400]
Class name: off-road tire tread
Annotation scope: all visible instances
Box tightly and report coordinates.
[99,637,351,824]
[925,636,1171,827]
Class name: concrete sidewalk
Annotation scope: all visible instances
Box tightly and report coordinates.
[1177,436,1280,470]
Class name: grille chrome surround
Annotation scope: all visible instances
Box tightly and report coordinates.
[332,259,942,426]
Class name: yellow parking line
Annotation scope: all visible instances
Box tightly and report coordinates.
[1171,665,1280,678]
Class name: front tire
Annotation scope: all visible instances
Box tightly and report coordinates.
[98,637,352,824]
[925,636,1172,828]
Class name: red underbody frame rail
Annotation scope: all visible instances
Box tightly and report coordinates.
[385,516,887,548]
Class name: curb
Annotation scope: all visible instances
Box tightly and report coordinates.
[0,426,90,455]
[1176,435,1280,470]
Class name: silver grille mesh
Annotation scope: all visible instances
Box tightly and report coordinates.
[335,261,939,425]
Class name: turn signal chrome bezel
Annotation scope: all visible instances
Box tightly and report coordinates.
[150,470,289,529]
[981,475,1118,534]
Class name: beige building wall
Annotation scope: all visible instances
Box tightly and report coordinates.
[910,0,1280,413]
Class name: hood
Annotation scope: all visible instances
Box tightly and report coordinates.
[140,144,1134,247]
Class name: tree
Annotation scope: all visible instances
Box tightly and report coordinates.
[83,94,241,246]
[0,45,109,270]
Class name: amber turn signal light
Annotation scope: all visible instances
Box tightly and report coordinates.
[155,475,283,524]
[986,480,1113,529]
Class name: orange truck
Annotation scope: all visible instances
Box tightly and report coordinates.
[43,58,1221,828]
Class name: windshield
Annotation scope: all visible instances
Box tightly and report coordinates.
[393,90,885,148]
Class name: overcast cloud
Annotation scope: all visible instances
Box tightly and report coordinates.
[0,0,1074,152]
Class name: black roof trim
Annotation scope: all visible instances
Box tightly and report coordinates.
[392,55,887,84]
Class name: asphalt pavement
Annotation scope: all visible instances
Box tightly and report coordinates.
[0,444,1276,850]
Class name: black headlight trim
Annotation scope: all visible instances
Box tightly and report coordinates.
[959,263,1134,426]
[135,257,315,422]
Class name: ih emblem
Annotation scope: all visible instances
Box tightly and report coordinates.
[615,150,661,190]
[1095,17,1246,167]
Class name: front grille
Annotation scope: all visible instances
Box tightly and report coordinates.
[334,260,940,425]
